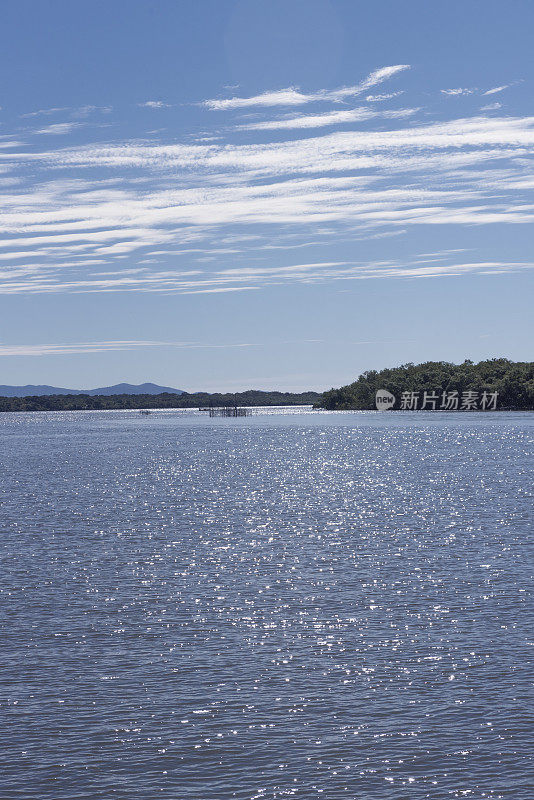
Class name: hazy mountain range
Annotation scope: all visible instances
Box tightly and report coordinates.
[0,382,185,397]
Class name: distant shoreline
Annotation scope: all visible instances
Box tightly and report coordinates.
[0,400,530,414]
[0,391,320,413]
[2,359,533,413]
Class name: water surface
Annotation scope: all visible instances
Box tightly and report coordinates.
[1,409,533,799]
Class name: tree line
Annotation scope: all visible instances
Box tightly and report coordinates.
[316,359,534,410]
[0,389,320,412]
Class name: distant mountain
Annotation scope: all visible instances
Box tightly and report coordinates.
[0,384,74,397]
[84,382,185,396]
[0,382,185,397]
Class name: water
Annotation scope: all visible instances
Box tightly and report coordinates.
[1,408,533,800]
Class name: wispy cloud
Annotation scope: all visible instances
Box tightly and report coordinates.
[36,122,83,135]
[483,85,511,95]
[440,88,475,97]
[22,105,111,120]
[442,84,515,99]
[214,258,534,283]
[238,106,417,131]
[21,107,70,118]
[203,65,410,109]
[356,65,411,92]
[365,91,404,102]
[0,340,259,356]
[204,88,313,110]
[0,254,531,296]
[138,100,172,109]
[72,105,112,118]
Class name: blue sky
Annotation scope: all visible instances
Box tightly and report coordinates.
[0,0,533,391]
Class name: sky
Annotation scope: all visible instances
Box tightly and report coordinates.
[0,0,533,392]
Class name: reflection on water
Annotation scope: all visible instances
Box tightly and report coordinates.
[1,410,533,799]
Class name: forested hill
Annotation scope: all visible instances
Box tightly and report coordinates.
[0,389,320,412]
[317,359,534,411]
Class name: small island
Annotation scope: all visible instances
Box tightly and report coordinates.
[316,358,534,411]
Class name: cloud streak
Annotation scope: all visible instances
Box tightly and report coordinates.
[36,122,83,135]
[203,65,410,109]
[138,100,172,109]
[440,88,475,97]
[0,340,259,356]
[483,85,511,95]
[237,106,417,131]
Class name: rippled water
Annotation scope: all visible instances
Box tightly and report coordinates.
[1,409,533,799]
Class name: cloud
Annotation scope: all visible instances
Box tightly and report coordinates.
[357,65,410,91]
[440,88,476,96]
[138,100,172,109]
[203,65,410,109]
[178,286,258,295]
[0,254,532,296]
[214,258,534,284]
[36,122,83,135]
[72,105,112,118]
[203,88,316,110]
[23,105,111,120]
[218,261,347,277]
[365,92,404,102]
[483,85,510,95]
[441,84,514,100]
[238,106,417,131]
[22,107,70,118]
[0,339,259,356]
[2,96,534,297]
[480,102,502,111]
[13,115,534,180]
